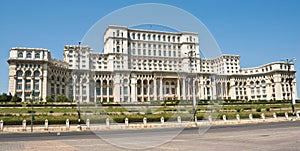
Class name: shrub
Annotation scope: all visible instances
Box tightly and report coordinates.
[46,96,54,102]
[27,110,36,113]
[145,109,152,115]
[256,107,262,112]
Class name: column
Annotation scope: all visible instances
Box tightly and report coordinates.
[94,79,97,103]
[274,74,283,100]
[106,80,109,102]
[293,82,298,100]
[79,77,82,102]
[192,79,196,107]
[73,76,76,102]
[147,79,150,102]
[39,77,43,100]
[200,77,205,100]
[187,79,190,100]
[100,79,103,103]
[130,78,136,102]
[220,83,224,99]
[127,84,131,102]
[160,78,163,100]
[113,74,120,103]
[22,76,25,102]
[212,77,216,100]
[154,78,157,101]
[121,82,124,103]
[225,82,228,100]
[86,78,90,102]
[177,78,181,100]
[204,86,208,100]
[141,79,144,102]
[182,78,186,100]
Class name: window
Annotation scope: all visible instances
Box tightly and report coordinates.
[26,53,32,58]
[34,80,39,90]
[17,71,23,77]
[25,71,31,77]
[18,52,23,58]
[34,71,40,77]
[17,84,22,90]
[35,53,40,58]
[251,88,255,95]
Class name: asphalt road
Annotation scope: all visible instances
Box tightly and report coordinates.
[0,121,300,150]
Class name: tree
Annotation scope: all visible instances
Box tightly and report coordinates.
[46,96,54,102]
[56,95,70,102]
[0,93,8,102]
[10,94,21,102]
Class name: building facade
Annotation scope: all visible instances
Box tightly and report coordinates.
[7,25,298,102]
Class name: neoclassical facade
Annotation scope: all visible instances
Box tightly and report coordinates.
[7,25,297,102]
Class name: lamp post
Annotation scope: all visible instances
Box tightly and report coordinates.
[281,58,296,115]
[185,50,198,123]
[77,41,81,129]
[31,89,34,133]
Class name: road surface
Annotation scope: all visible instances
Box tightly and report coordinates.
[0,121,300,150]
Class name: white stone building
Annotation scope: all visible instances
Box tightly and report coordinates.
[7,25,297,102]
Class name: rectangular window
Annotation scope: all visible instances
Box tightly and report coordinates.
[96,88,100,95]
[17,84,22,90]
[34,85,39,90]
[25,84,31,90]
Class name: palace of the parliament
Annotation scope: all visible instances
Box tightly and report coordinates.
[7,25,297,102]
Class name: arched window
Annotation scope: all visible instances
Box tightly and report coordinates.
[261,80,266,85]
[35,53,40,58]
[124,79,128,84]
[18,52,23,58]
[25,71,31,77]
[17,71,23,77]
[250,81,254,85]
[26,53,32,58]
[34,71,40,77]
[256,81,260,85]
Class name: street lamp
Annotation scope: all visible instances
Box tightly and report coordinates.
[77,41,81,129]
[281,58,296,115]
[184,50,198,123]
[31,89,34,133]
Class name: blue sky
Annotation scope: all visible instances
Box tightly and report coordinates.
[1,0,300,97]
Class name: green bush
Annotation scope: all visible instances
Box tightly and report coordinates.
[256,107,262,112]
[27,110,36,113]
[46,96,54,102]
